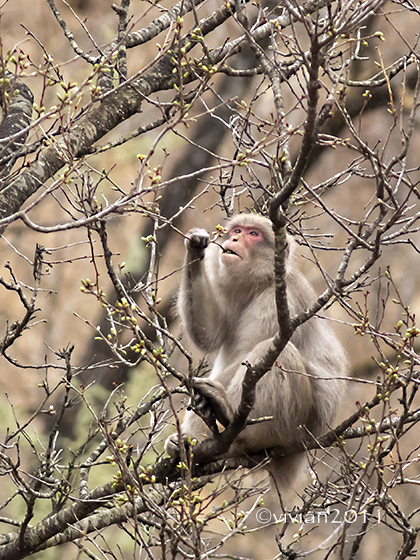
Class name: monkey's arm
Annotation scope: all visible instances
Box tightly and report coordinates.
[178,228,225,351]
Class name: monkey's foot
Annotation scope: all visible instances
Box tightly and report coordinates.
[165,433,200,458]
[164,433,181,458]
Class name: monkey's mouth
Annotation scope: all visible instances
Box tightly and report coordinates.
[223,248,239,256]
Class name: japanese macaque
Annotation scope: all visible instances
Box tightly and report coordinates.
[165,213,347,487]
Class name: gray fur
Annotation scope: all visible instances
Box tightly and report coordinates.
[166,214,347,484]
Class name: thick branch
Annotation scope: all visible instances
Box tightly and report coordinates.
[0,479,126,560]
[0,0,237,234]
[0,72,165,233]
[0,76,34,174]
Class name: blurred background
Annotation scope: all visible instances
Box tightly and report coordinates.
[1,0,420,558]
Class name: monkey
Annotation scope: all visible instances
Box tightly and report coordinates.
[165,213,347,488]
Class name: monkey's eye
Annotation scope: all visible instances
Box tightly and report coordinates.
[249,230,259,236]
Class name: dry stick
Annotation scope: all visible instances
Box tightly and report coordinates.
[113,0,130,83]
[45,0,98,63]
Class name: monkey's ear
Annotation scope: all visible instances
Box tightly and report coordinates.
[285,234,296,261]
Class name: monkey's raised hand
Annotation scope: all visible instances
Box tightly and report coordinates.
[185,228,210,260]
[190,377,234,429]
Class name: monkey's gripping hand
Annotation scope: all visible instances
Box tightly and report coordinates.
[189,377,234,430]
[164,378,235,458]
[185,228,210,260]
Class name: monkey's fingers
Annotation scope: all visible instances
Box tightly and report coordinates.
[186,228,210,253]
[204,398,231,428]
[191,378,233,428]
[189,393,219,435]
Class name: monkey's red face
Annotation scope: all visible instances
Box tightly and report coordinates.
[221,225,265,264]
